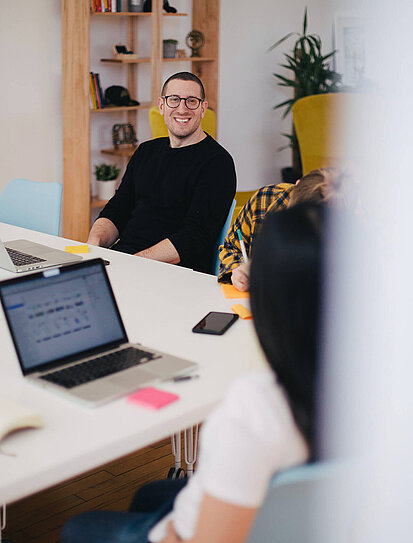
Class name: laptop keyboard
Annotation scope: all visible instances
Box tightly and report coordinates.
[40,347,158,389]
[6,247,46,266]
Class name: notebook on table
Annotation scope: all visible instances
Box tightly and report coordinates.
[0,258,197,407]
[0,238,82,273]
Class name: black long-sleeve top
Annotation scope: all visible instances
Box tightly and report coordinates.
[99,135,236,274]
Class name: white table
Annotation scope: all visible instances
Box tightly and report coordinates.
[0,223,265,506]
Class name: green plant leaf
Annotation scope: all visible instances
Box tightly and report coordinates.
[303,6,308,35]
[267,32,296,52]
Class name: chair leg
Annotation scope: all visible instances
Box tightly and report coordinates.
[184,425,199,478]
[168,432,185,478]
[1,503,12,543]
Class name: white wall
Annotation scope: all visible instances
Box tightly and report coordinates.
[0,1,62,189]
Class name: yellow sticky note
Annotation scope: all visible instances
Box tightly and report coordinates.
[221,284,249,299]
[65,245,89,254]
[231,304,252,320]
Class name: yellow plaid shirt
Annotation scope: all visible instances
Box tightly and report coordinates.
[218,183,295,283]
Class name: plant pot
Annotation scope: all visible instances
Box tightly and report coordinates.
[97,178,118,201]
[128,0,145,12]
[163,41,177,58]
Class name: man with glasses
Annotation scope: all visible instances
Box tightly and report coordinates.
[88,72,236,274]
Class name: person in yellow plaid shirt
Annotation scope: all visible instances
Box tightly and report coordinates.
[218,183,294,287]
[218,168,344,290]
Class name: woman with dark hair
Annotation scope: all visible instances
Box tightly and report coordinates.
[61,203,324,543]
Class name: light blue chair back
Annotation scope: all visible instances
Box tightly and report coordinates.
[246,462,341,543]
[213,198,236,276]
[0,178,62,236]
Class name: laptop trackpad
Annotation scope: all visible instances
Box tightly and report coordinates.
[110,367,158,387]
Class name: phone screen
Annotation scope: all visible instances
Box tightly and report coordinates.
[192,311,239,335]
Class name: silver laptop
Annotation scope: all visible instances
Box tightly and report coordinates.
[0,238,82,273]
[0,258,197,406]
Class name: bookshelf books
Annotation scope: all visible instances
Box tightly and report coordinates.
[89,72,104,110]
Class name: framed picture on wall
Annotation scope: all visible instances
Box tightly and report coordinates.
[334,16,366,88]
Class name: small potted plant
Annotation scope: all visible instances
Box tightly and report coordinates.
[163,39,178,58]
[94,163,121,201]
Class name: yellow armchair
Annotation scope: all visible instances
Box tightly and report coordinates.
[149,106,217,139]
[292,93,369,175]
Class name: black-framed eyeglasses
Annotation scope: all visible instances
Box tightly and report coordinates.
[162,95,203,110]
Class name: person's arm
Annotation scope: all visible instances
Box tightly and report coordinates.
[98,146,143,234]
[217,194,257,284]
[168,151,236,270]
[87,217,119,247]
[135,238,180,264]
[162,496,257,543]
[218,184,295,285]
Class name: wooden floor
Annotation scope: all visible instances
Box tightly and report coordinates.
[3,437,181,543]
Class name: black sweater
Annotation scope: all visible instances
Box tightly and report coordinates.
[99,135,236,274]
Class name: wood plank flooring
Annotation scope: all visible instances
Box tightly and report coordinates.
[3,437,183,543]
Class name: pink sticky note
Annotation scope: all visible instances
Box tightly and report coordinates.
[127,387,179,410]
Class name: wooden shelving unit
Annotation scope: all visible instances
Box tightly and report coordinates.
[62,0,220,242]
[101,146,138,158]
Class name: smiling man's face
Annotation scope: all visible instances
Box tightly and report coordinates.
[158,78,208,147]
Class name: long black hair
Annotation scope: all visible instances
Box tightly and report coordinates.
[249,203,324,452]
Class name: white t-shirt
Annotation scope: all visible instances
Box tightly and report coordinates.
[149,370,309,542]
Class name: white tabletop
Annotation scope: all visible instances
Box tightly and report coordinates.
[0,223,265,504]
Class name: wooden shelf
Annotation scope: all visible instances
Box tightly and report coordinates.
[164,57,216,62]
[91,12,151,17]
[91,196,108,208]
[102,57,216,64]
[101,57,151,63]
[101,146,138,158]
[91,102,151,113]
[91,11,187,17]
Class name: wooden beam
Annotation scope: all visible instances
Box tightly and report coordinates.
[62,0,91,242]
[151,0,163,104]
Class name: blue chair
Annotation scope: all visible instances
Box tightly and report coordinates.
[213,198,236,276]
[0,179,62,236]
[246,462,341,543]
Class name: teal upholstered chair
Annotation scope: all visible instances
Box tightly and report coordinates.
[247,462,342,543]
[0,179,62,236]
[213,198,236,276]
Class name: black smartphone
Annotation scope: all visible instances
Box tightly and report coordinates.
[192,311,239,335]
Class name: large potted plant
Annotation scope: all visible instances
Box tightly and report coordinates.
[94,163,121,201]
[269,8,342,180]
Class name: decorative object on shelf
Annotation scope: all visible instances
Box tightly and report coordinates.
[186,30,205,57]
[163,39,178,58]
[104,85,140,107]
[143,0,177,13]
[176,49,187,59]
[128,0,145,12]
[94,163,121,201]
[112,44,138,60]
[112,123,138,149]
[268,7,342,178]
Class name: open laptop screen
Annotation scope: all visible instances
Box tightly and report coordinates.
[0,259,127,374]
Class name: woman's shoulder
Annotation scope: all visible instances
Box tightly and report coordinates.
[215,370,294,441]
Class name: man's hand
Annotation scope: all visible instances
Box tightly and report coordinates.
[87,218,119,248]
[160,521,182,543]
[231,262,250,292]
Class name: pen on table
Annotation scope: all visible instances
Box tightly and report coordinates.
[236,229,249,263]
[168,374,200,382]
